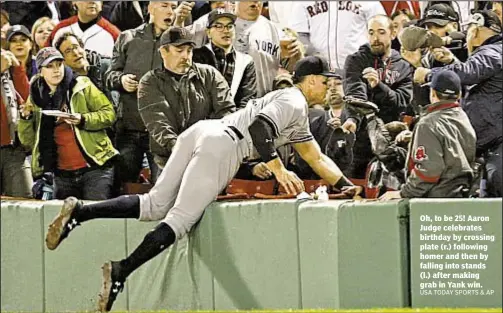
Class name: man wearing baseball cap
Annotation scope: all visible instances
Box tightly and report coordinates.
[44,55,360,312]
[137,26,236,168]
[193,9,257,109]
[418,3,468,63]
[381,70,477,200]
[414,10,502,197]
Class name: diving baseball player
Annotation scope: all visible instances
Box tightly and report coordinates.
[45,55,361,312]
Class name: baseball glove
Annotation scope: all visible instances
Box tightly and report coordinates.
[399,26,429,51]
[343,96,379,114]
[424,31,444,49]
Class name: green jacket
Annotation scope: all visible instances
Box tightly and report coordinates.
[18,76,118,178]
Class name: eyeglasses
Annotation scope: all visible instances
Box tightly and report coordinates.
[210,23,235,32]
[63,44,82,56]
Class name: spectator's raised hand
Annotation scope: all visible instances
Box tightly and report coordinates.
[1,49,20,73]
[174,1,194,27]
[341,119,357,134]
[327,116,342,129]
[252,162,273,180]
[431,46,454,64]
[121,74,138,93]
[362,67,380,88]
[413,67,431,84]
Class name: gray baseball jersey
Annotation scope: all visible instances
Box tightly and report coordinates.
[235,16,282,97]
[138,87,313,239]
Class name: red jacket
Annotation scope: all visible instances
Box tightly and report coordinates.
[380,1,421,19]
[1,66,30,146]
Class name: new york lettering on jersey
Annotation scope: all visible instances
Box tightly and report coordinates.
[254,39,280,58]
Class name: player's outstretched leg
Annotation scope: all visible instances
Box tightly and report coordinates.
[46,195,140,250]
[98,222,176,312]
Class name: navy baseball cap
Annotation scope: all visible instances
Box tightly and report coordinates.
[6,25,31,42]
[463,10,502,33]
[207,9,236,28]
[426,70,461,96]
[36,47,64,69]
[293,56,339,79]
[160,27,196,47]
[419,4,459,26]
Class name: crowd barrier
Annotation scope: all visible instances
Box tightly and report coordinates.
[0,198,501,312]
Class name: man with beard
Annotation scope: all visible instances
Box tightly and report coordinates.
[105,1,176,191]
[47,1,119,58]
[342,14,413,179]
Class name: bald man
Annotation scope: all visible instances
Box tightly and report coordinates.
[342,14,413,179]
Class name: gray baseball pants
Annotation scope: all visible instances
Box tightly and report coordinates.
[138,120,246,238]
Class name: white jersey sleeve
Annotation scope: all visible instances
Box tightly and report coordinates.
[187,13,209,48]
[289,2,310,33]
[363,1,387,20]
[256,88,313,143]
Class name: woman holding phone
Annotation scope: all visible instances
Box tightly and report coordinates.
[18,47,118,200]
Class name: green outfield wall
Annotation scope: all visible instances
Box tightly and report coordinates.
[0,198,501,312]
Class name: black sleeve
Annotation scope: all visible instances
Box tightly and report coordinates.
[248,116,279,163]
[343,54,368,126]
[235,61,257,109]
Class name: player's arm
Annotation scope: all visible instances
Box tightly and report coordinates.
[292,139,358,192]
[248,116,304,195]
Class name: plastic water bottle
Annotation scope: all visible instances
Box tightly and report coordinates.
[315,186,329,201]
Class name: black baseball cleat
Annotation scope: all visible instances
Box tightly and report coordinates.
[46,197,83,250]
[98,261,125,312]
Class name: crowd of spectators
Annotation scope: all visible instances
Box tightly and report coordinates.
[1,1,502,201]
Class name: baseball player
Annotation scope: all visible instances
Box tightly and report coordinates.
[289,0,386,69]
[45,55,361,312]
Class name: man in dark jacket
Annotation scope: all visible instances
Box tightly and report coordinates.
[138,27,236,168]
[110,1,149,31]
[2,1,60,30]
[342,15,413,178]
[193,9,257,109]
[414,10,502,197]
[105,1,177,187]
